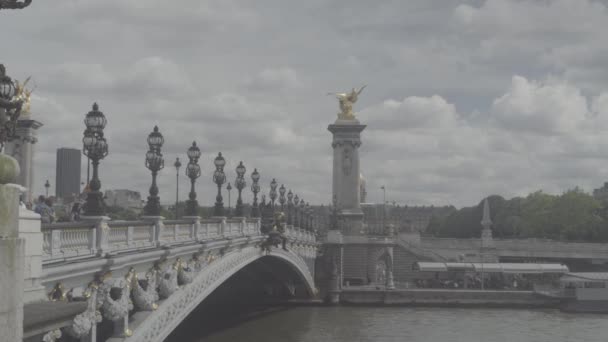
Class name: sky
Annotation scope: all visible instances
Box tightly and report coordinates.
[3,0,608,208]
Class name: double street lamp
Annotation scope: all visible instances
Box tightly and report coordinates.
[250,168,261,217]
[213,152,226,216]
[143,126,164,216]
[234,161,246,217]
[81,103,108,216]
[185,142,201,216]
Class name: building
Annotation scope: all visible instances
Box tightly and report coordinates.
[593,182,608,204]
[104,189,144,210]
[55,148,81,200]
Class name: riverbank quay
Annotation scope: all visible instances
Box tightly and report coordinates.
[338,288,560,308]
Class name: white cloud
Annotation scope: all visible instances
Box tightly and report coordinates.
[491,75,589,134]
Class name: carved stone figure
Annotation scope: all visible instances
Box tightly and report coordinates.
[98,277,133,322]
[42,329,62,342]
[158,264,179,299]
[131,269,159,311]
[176,258,195,285]
[328,85,366,120]
[342,147,352,175]
[64,284,102,339]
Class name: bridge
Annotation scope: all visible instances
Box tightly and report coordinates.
[20,211,316,341]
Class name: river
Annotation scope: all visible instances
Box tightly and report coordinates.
[175,307,608,342]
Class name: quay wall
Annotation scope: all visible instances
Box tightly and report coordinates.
[339,289,559,307]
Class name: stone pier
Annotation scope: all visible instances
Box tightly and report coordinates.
[0,153,25,341]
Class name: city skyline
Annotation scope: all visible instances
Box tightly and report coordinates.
[3,0,608,207]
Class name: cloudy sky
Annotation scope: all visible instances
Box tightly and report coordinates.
[3,0,608,208]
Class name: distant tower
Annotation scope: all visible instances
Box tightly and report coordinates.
[359,172,367,204]
[55,148,81,200]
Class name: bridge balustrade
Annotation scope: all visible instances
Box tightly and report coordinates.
[41,217,316,265]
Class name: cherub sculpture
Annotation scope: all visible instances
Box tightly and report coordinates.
[328,85,366,120]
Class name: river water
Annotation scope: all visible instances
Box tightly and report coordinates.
[189,307,608,342]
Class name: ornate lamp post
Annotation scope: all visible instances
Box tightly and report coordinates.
[299,199,306,229]
[212,152,226,216]
[185,142,201,216]
[287,190,293,225]
[143,126,164,216]
[174,157,181,219]
[0,64,23,153]
[234,161,246,217]
[250,168,260,217]
[226,182,232,217]
[279,184,286,212]
[0,0,32,9]
[307,203,314,231]
[269,178,278,210]
[293,194,300,227]
[44,179,50,197]
[81,103,108,216]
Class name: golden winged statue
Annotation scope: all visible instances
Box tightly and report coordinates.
[13,76,34,115]
[328,85,366,120]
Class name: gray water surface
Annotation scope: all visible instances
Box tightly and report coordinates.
[198,307,608,342]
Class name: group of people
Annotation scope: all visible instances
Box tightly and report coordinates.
[32,195,82,223]
[33,195,56,223]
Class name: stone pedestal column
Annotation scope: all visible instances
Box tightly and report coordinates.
[4,119,43,204]
[0,154,25,341]
[328,120,366,235]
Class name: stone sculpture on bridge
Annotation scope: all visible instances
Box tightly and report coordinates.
[328,85,366,121]
[261,211,288,252]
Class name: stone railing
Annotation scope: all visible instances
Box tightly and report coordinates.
[41,217,317,264]
[283,224,316,244]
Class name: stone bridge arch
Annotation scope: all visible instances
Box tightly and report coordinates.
[126,246,316,342]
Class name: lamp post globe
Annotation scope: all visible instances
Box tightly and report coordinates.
[143,126,165,216]
[81,103,108,216]
[212,152,226,216]
[250,168,261,217]
[234,161,247,217]
[185,141,201,216]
